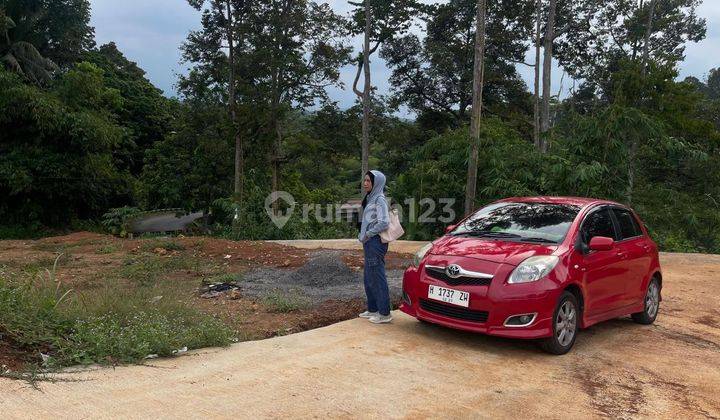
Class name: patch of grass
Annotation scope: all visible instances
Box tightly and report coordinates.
[119,253,192,287]
[31,243,69,253]
[140,239,185,252]
[96,242,121,254]
[16,253,73,276]
[0,259,233,370]
[138,232,171,239]
[205,272,242,284]
[261,290,310,313]
[31,238,99,253]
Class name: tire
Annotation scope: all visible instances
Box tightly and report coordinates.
[631,278,660,325]
[540,291,579,355]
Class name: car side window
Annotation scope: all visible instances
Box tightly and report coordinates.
[580,208,616,246]
[613,208,642,240]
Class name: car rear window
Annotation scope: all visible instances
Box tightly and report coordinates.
[613,208,643,239]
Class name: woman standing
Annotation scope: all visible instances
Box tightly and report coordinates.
[358,170,392,324]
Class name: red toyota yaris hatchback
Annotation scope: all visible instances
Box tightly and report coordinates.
[400,197,662,354]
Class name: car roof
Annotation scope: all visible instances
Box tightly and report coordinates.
[495,196,623,209]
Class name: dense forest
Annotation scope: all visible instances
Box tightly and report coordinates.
[1,0,719,253]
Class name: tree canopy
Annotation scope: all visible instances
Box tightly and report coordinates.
[1,0,719,253]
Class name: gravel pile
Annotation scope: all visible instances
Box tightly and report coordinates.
[240,250,406,301]
[291,252,358,287]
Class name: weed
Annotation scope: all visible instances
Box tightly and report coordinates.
[0,258,233,371]
[206,272,242,284]
[261,290,310,313]
[119,253,192,287]
[101,206,141,237]
[31,243,69,253]
[0,365,86,389]
[139,232,168,239]
[141,239,185,252]
[96,242,121,254]
[31,238,99,253]
[17,253,72,276]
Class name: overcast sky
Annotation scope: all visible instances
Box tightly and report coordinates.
[89,0,720,115]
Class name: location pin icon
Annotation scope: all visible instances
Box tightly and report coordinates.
[265,191,296,229]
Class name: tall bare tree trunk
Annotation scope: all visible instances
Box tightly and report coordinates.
[533,0,542,149]
[272,109,284,214]
[627,139,638,205]
[270,77,282,214]
[226,0,244,216]
[464,0,487,216]
[540,0,557,153]
[641,0,657,75]
[360,0,372,192]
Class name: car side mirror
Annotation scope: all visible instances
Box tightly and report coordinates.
[445,224,457,234]
[589,236,614,251]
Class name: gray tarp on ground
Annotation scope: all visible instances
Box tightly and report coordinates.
[127,211,203,234]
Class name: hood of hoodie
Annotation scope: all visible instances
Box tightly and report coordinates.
[367,170,386,203]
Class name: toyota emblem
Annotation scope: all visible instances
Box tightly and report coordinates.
[446,264,461,278]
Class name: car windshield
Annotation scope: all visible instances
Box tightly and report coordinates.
[451,202,581,244]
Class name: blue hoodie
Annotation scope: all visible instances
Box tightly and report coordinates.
[358,170,390,243]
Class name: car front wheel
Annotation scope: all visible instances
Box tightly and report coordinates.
[540,291,579,355]
[631,278,660,325]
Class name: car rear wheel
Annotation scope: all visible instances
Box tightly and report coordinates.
[540,291,579,355]
[631,278,660,325]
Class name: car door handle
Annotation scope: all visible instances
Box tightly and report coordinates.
[616,251,627,258]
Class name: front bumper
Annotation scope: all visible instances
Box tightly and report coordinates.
[400,262,561,339]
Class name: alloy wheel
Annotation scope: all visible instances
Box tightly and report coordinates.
[555,300,577,347]
[646,281,659,318]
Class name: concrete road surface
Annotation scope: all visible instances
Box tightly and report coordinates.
[269,238,429,254]
[1,247,718,419]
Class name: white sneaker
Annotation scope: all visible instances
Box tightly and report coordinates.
[359,311,379,319]
[369,314,393,324]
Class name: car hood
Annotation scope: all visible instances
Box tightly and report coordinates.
[430,235,558,266]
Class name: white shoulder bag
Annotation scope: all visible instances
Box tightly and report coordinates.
[380,207,404,243]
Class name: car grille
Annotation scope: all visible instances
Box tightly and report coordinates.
[419,299,489,323]
[424,266,492,286]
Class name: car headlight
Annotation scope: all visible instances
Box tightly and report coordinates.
[508,256,559,284]
[413,242,433,267]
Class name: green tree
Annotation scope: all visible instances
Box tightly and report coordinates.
[0,64,132,226]
[555,0,706,93]
[0,6,56,84]
[393,119,545,239]
[249,0,350,211]
[380,0,534,129]
[184,0,258,208]
[140,102,233,213]
[1,0,94,71]
[84,42,176,175]
[551,60,720,251]
[349,0,421,188]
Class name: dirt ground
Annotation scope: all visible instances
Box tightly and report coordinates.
[0,233,412,369]
[1,238,719,419]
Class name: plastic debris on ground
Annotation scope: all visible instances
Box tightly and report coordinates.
[199,282,241,299]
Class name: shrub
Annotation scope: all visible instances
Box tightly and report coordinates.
[101,206,142,237]
[0,261,233,368]
[140,239,186,252]
[261,290,310,313]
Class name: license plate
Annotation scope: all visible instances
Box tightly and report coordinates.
[428,285,469,307]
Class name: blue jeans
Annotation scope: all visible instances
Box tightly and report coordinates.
[363,235,390,316]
